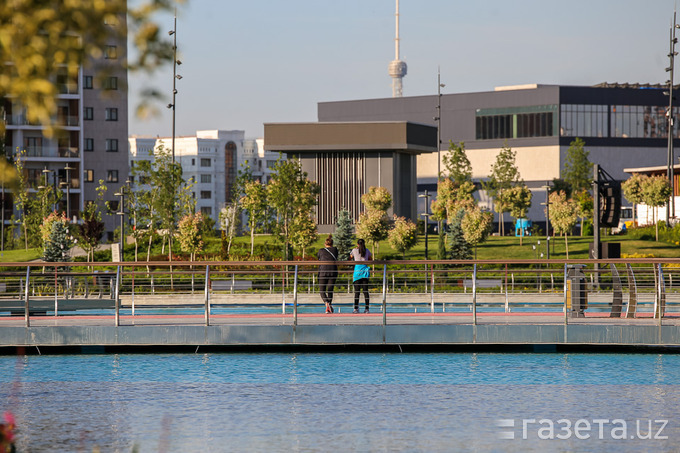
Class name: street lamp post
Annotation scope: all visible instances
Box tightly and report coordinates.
[168,13,182,164]
[418,190,431,260]
[61,164,74,220]
[114,181,129,262]
[541,183,551,260]
[434,69,445,246]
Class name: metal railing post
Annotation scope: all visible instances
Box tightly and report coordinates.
[114,265,121,326]
[24,266,30,327]
[54,265,58,317]
[563,263,568,326]
[430,265,434,313]
[472,264,477,325]
[382,264,387,326]
[204,265,210,326]
[293,265,299,327]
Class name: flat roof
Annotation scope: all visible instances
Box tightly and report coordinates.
[263,121,437,154]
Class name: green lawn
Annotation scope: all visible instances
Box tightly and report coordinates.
[4,232,680,263]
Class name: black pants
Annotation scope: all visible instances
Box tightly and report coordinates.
[353,278,369,309]
[319,272,337,304]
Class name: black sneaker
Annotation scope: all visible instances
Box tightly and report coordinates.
[364,308,370,314]
[353,309,359,314]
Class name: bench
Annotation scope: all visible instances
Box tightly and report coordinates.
[462,279,503,289]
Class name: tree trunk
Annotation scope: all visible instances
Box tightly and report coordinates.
[250,222,255,257]
[564,233,569,259]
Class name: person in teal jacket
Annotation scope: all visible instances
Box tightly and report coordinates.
[350,238,372,313]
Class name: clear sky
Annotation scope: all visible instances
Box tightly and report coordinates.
[128,0,680,139]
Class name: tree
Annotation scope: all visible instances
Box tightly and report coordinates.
[41,212,72,263]
[547,191,578,258]
[563,138,593,193]
[0,0,183,140]
[134,145,190,262]
[219,204,240,258]
[442,141,472,185]
[77,181,107,262]
[387,216,418,259]
[447,208,472,260]
[177,212,204,261]
[332,208,355,260]
[505,185,533,246]
[573,190,593,236]
[486,143,521,235]
[289,212,317,259]
[355,187,392,258]
[460,207,493,259]
[240,179,268,258]
[622,174,645,230]
[640,175,671,241]
[266,156,319,260]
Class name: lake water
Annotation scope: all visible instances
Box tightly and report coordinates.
[2,352,680,452]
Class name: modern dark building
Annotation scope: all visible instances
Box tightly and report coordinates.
[264,122,437,233]
[318,83,680,224]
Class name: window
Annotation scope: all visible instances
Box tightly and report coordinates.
[200,174,212,183]
[200,191,212,199]
[191,158,195,166]
[109,200,120,212]
[200,207,212,216]
[83,76,93,89]
[105,108,118,121]
[105,45,117,59]
[85,138,94,151]
[106,139,118,152]
[84,170,94,182]
[475,106,557,140]
[103,76,118,90]
[107,170,119,183]
[84,107,93,120]
[200,158,211,167]
[266,160,277,169]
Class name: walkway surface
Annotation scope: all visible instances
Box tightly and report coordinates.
[2,311,680,350]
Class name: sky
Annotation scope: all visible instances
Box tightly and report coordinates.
[128,0,680,139]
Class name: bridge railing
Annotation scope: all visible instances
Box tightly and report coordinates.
[0,259,678,326]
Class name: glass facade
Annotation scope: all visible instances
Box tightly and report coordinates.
[476,103,680,140]
[559,104,679,139]
[475,105,557,140]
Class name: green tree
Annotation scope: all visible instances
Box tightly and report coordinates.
[547,191,578,258]
[442,141,473,185]
[506,185,533,245]
[573,190,593,236]
[0,0,183,139]
[177,212,204,261]
[266,156,320,260]
[240,179,268,258]
[355,187,392,258]
[460,207,493,259]
[332,208,355,260]
[622,174,645,230]
[486,143,521,236]
[77,181,107,263]
[41,212,72,263]
[640,175,672,241]
[447,208,472,260]
[387,215,418,259]
[563,138,593,193]
[290,212,318,259]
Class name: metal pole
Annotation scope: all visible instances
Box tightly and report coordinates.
[24,266,30,327]
[204,265,210,326]
[667,12,677,222]
[382,264,388,326]
[472,264,477,326]
[171,13,177,164]
[563,264,569,326]
[293,265,299,327]
[114,265,121,326]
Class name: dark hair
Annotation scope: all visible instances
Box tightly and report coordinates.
[357,238,366,258]
[325,235,333,247]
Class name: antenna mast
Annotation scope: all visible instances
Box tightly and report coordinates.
[388,0,407,97]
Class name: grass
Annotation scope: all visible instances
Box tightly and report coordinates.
[3,231,680,263]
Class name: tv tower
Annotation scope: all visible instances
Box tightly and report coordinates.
[388,0,407,97]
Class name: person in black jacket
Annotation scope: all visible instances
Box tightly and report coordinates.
[317,235,338,313]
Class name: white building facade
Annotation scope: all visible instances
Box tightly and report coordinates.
[129,131,280,226]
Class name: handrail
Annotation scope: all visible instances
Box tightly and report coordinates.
[1,259,678,327]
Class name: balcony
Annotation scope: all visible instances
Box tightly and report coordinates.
[5,114,79,128]
[57,82,79,95]
[56,115,79,127]
[5,146,80,159]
